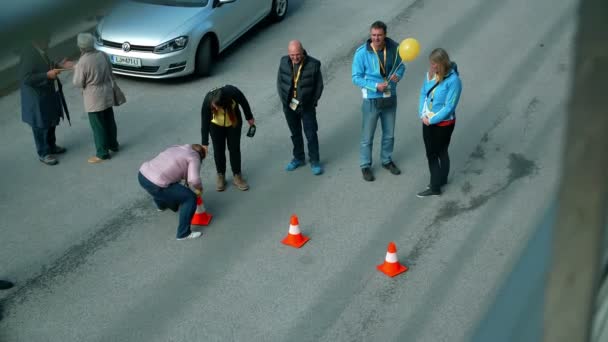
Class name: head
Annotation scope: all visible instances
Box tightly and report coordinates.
[209,87,233,112]
[429,48,452,81]
[191,144,206,160]
[77,33,96,53]
[287,40,304,65]
[369,21,387,49]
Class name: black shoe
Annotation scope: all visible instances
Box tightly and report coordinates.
[51,145,67,154]
[382,161,401,175]
[417,188,441,198]
[0,280,14,290]
[362,167,375,182]
[39,155,58,165]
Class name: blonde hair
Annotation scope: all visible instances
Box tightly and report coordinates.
[429,48,452,82]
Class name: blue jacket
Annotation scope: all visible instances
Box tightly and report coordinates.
[418,62,462,125]
[352,38,406,99]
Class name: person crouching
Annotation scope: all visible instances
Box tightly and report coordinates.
[138,144,206,240]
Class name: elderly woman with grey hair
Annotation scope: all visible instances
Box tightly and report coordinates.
[73,32,120,164]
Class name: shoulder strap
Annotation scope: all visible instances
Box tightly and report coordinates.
[426,80,441,98]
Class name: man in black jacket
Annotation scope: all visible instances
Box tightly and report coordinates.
[277,40,324,175]
[20,34,73,165]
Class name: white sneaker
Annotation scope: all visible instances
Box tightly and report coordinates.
[176,231,202,240]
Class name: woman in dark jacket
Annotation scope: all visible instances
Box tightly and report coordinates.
[201,85,255,191]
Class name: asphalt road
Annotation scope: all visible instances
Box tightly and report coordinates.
[0,0,576,340]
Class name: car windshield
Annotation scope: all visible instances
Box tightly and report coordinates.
[133,0,208,7]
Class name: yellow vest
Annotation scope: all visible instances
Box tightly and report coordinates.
[211,100,237,127]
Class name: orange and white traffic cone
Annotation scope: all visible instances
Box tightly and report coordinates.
[191,196,212,226]
[377,242,408,277]
[281,214,310,248]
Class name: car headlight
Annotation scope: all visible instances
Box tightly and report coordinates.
[154,36,189,54]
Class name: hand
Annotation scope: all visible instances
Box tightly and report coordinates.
[390,74,400,83]
[46,69,61,80]
[422,116,431,126]
[202,145,209,155]
[59,58,75,69]
[377,82,389,92]
[247,119,255,126]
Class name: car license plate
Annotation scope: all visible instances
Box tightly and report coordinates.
[111,55,142,68]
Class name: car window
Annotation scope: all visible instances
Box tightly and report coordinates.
[133,0,209,7]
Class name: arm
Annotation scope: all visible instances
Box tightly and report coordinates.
[186,157,202,190]
[418,80,427,118]
[200,93,212,146]
[352,51,377,92]
[428,77,462,124]
[314,61,324,105]
[277,58,283,102]
[72,60,86,89]
[228,85,253,121]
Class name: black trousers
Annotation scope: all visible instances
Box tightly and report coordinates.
[283,107,319,163]
[210,121,242,175]
[422,123,455,191]
[32,126,57,158]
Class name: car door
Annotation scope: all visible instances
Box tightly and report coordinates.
[209,0,242,49]
[238,0,270,30]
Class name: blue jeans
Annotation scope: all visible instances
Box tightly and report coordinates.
[138,172,197,239]
[32,126,57,157]
[359,98,397,168]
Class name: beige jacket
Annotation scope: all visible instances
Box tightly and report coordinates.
[72,51,114,113]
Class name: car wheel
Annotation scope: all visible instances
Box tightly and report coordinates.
[268,0,288,22]
[195,36,213,77]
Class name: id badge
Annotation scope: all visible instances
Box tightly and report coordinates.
[289,98,300,110]
[53,80,59,92]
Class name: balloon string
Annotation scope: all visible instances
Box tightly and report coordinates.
[387,61,403,79]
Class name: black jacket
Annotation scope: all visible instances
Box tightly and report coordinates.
[276,51,323,111]
[20,44,65,128]
[200,85,254,145]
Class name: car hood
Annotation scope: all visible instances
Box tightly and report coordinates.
[99,1,207,46]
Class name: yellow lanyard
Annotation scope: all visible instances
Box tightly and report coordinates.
[371,45,387,80]
[292,62,304,98]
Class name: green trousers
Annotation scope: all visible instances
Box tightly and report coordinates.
[88,107,119,158]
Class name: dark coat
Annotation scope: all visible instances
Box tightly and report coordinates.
[200,85,254,146]
[19,44,64,128]
[277,51,323,111]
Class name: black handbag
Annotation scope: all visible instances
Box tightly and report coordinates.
[374,96,396,109]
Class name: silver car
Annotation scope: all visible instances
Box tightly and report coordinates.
[94,0,288,78]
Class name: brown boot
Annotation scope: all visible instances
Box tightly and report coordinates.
[233,173,249,191]
[216,173,226,192]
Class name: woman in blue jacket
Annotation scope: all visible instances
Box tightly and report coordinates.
[417,48,462,197]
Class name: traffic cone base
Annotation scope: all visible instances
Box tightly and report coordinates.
[376,263,408,277]
[191,212,212,226]
[282,234,310,248]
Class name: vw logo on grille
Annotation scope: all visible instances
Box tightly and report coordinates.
[122,42,131,52]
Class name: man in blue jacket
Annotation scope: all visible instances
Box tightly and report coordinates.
[352,21,406,182]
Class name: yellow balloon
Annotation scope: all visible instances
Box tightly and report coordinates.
[399,38,421,62]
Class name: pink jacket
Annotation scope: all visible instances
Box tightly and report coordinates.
[139,145,201,188]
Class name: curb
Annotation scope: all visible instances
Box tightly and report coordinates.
[0,20,98,98]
